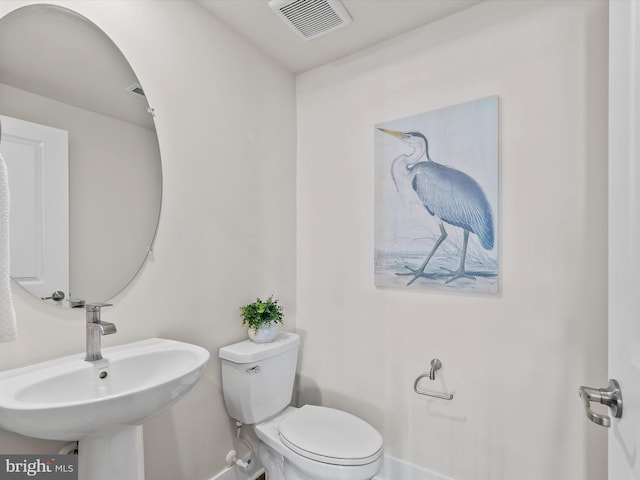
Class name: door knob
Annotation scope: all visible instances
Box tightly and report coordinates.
[578,379,622,427]
[41,291,65,301]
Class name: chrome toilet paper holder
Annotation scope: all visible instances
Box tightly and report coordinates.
[413,358,454,400]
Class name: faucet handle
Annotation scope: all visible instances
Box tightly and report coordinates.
[86,302,113,311]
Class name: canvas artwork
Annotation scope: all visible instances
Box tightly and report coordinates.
[374,96,499,293]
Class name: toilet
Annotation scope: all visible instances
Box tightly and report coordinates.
[219,332,383,480]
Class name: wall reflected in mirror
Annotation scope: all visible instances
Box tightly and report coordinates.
[0,5,162,305]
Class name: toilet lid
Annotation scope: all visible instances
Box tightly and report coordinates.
[278,405,383,466]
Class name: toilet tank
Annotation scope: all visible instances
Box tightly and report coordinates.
[219,332,300,424]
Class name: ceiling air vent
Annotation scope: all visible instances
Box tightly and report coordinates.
[126,83,145,98]
[268,0,352,41]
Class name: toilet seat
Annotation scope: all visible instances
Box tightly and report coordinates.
[278,405,383,466]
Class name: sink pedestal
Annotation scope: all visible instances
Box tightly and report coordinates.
[79,425,144,480]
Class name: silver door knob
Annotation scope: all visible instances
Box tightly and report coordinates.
[578,379,622,427]
[41,291,65,301]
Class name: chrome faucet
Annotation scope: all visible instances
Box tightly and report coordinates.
[85,303,116,362]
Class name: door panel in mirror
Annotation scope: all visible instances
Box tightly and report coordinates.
[1,115,69,300]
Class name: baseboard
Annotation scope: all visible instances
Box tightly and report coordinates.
[210,466,235,480]
[211,456,449,480]
[209,466,266,480]
[374,455,454,480]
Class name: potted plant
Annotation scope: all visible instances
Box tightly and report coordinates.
[240,296,284,343]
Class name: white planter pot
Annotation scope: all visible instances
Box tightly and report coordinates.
[248,324,279,343]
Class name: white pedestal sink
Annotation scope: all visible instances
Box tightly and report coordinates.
[0,338,210,480]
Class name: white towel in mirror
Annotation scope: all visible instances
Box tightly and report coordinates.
[0,153,16,342]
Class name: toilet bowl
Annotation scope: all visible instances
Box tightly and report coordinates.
[255,406,383,480]
[219,333,383,480]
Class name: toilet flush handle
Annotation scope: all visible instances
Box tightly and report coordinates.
[246,365,261,374]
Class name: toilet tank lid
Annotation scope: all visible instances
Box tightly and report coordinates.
[219,332,300,363]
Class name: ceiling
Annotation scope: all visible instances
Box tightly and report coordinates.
[196,0,483,74]
[0,1,482,128]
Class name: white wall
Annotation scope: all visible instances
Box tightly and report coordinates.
[0,1,297,479]
[296,2,608,480]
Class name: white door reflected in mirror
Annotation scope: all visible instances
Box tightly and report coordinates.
[0,115,69,301]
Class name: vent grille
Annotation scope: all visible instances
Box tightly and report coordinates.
[126,83,145,97]
[269,0,352,40]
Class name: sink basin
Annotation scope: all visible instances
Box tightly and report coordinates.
[0,338,210,440]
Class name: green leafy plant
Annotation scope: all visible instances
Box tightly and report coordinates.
[240,296,284,333]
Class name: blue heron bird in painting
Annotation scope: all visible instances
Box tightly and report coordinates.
[378,128,494,285]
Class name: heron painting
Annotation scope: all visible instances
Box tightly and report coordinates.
[375,96,498,293]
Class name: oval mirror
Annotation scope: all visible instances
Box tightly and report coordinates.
[0,5,162,305]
